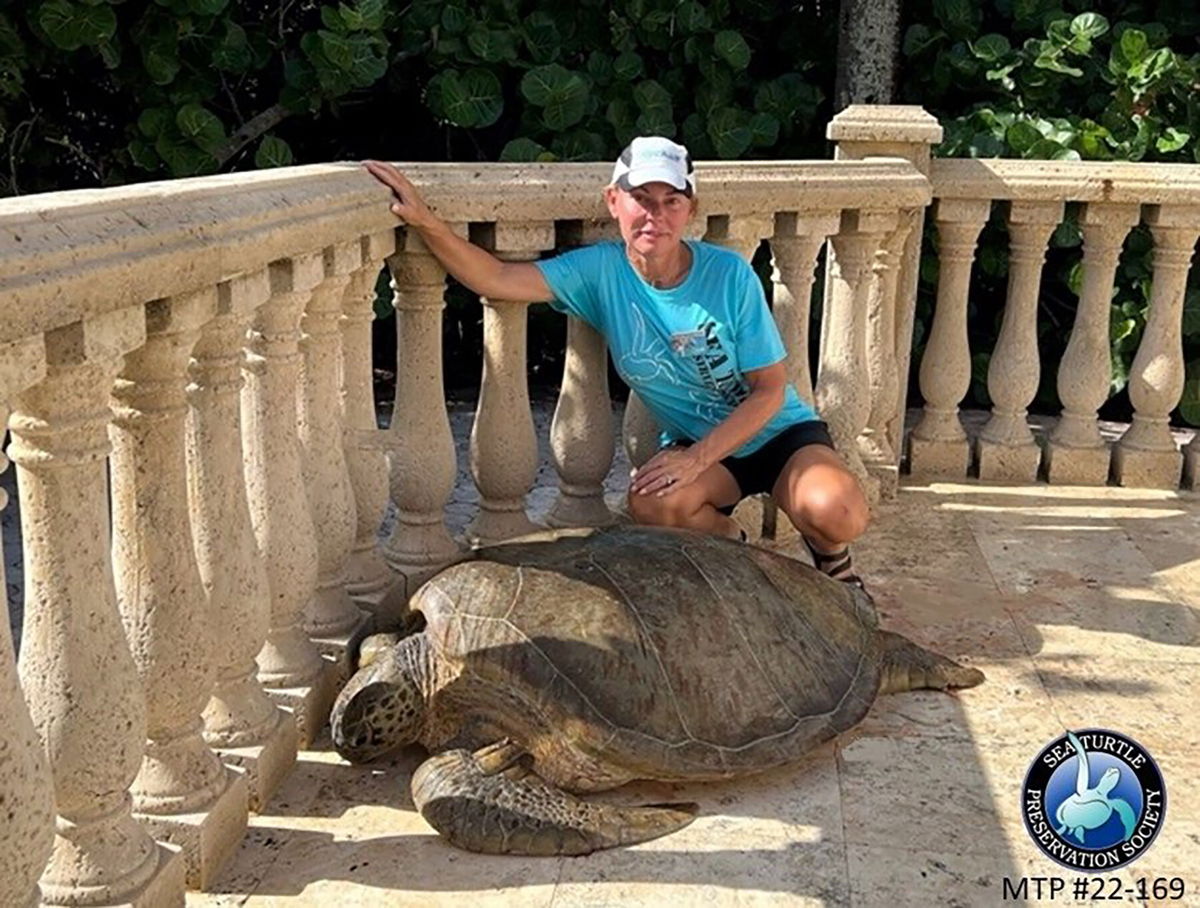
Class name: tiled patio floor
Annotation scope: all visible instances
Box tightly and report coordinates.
[190,480,1200,907]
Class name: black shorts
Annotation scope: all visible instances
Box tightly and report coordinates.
[666,420,836,516]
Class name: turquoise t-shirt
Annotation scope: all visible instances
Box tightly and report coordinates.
[536,240,817,458]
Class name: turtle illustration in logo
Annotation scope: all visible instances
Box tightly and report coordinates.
[1054,731,1138,844]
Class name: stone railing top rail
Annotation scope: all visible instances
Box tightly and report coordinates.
[931,158,1200,206]
[0,159,927,346]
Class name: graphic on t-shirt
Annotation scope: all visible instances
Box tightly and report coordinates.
[669,329,707,356]
[618,305,681,384]
[689,319,749,407]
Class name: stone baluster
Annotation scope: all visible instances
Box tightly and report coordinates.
[1046,203,1141,484]
[189,270,297,812]
[1114,206,1200,488]
[547,318,617,527]
[862,213,916,496]
[382,228,463,603]
[299,241,368,669]
[11,310,185,907]
[548,220,618,526]
[976,201,1064,481]
[0,336,55,908]
[109,290,249,889]
[245,253,336,748]
[621,393,660,472]
[816,209,898,501]
[468,221,554,544]
[341,231,397,608]
[827,106,943,465]
[907,199,991,479]
[770,212,841,406]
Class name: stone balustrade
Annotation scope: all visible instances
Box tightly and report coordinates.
[915,158,1200,488]
[4,105,1198,900]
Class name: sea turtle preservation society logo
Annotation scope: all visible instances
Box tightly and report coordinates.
[1022,729,1166,872]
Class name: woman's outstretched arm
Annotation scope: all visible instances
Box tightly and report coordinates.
[363,160,554,303]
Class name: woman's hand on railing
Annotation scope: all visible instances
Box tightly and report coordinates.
[363,160,437,231]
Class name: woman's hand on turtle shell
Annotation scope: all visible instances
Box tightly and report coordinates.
[630,447,706,497]
[363,160,436,230]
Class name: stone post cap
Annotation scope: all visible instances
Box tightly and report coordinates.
[827,106,943,145]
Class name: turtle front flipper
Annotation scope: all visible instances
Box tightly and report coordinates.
[877,631,985,694]
[411,740,698,856]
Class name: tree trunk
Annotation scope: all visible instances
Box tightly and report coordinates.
[833,0,902,111]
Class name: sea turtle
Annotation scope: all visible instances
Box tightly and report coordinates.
[331,526,984,856]
[1054,731,1137,844]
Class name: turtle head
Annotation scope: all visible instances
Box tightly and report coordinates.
[1097,766,1121,794]
[332,632,429,763]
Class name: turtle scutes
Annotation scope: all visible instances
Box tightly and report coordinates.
[330,526,984,856]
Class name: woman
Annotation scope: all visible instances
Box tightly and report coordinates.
[363,136,869,588]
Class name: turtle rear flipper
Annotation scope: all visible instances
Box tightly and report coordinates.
[877,631,985,694]
[411,740,698,856]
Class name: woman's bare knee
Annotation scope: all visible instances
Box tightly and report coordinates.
[782,475,869,545]
[809,484,868,542]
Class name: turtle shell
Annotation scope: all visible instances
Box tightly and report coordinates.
[411,526,882,780]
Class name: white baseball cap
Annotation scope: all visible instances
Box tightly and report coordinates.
[611,136,696,197]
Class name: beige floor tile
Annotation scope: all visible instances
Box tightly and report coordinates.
[595,741,844,849]
[836,735,1033,857]
[552,838,849,907]
[234,823,562,906]
[852,496,994,587]
[1006,584,1200,663]
[1032,657,1200,751]
[968,511,1157,594]
[846,841,1151,908]
[867,572,1027,661]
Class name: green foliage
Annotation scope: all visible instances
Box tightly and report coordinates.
[0,0,833,196]
[1,0,395,189]
[903,2,1200,425]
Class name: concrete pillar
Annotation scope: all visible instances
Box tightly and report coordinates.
[109,290,249,890]
[299,241,367,675]
[1047,203,1140,484]
[771,211,842,407]
[381,229,464,601]
[547,316,617,528]
[862,213,916,496]
[0,335,54,908]
[817,208,898,501]
[189,270,297,812]
[548,222,619,526]
[341,231,397,608]
[908,198,991,480]
[977,201,1064,481]
[827,106,943,464]
[245,253,337,748]
[468,221,554,544]
[1113,206,1200,488]
[12,309,185,907]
